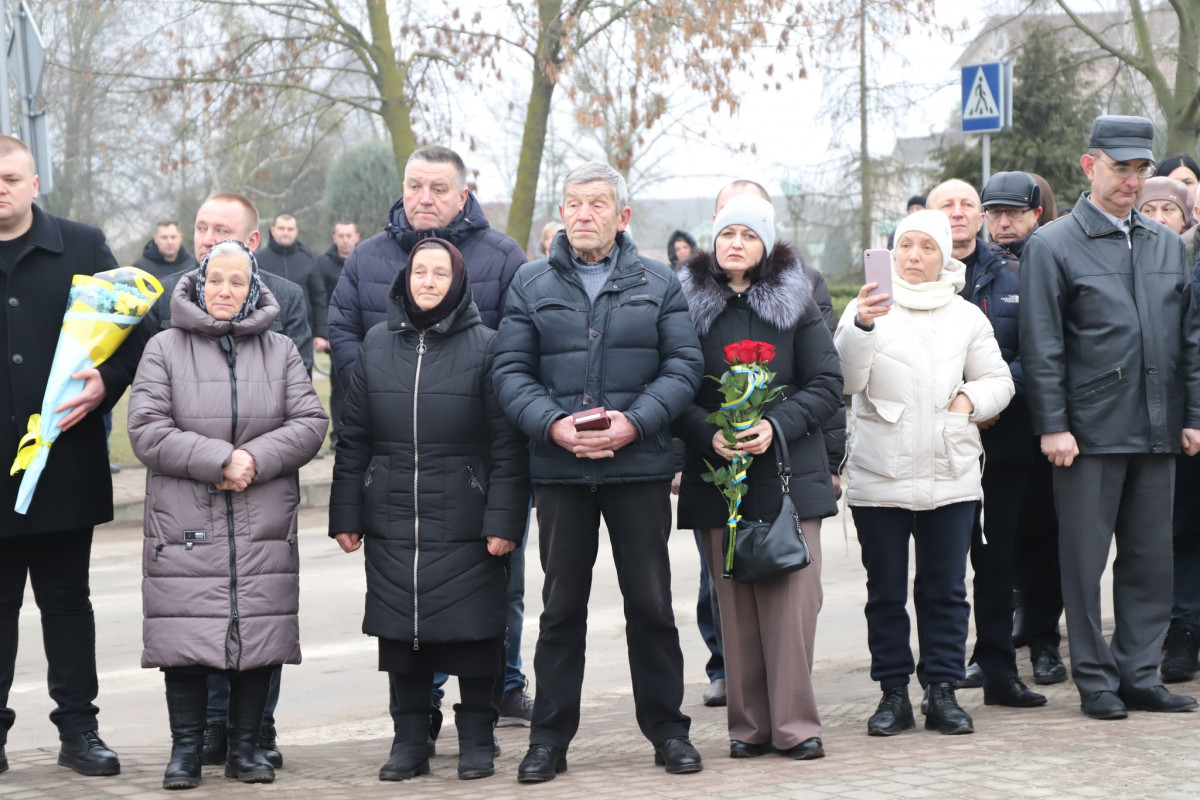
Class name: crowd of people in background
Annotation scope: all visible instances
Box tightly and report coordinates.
[2,109,1200,790]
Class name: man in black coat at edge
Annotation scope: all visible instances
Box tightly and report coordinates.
[0,135,148,777]
[315,220,361,445]
[1021,115,1200,720]
[255,213,327,353]
[494,161,704,782]
[924,178,1049,711]
[132,219,197,281]
[139,191,313,770]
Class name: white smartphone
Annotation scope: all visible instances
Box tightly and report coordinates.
[863,249,893,307]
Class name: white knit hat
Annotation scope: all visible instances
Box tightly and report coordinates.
[892,209,953,269]
[712,193,776,256]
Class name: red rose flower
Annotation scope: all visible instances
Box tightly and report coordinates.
[756,342,776,364]
[737,340,759,364]
[723,342,741,364]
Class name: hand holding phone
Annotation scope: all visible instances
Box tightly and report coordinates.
[857,248,893,328]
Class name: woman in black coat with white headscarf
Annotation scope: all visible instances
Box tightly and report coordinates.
[674,192,843,761]
[329,238,530,783]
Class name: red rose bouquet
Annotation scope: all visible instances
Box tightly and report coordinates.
[701,339,783,576]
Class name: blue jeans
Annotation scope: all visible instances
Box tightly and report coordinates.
[693,530,724,681]
[1172,452,1200,635]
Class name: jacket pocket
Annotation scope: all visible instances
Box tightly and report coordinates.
[1069,366,1124,402]
[936,412,982,480]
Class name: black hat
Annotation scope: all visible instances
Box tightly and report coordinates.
[1089,115,1154,163]
[981,171,1042,209]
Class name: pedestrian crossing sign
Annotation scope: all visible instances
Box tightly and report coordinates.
[961,62,1011,133]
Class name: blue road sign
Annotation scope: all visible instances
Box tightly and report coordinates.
[962,63,1004,133]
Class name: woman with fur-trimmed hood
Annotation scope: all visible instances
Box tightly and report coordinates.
[673,193,843,762]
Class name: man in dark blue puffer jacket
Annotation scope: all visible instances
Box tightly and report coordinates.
[328,145,525,384]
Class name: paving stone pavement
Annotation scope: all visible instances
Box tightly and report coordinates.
[6,653,1200,798]
[5,462,1200,797]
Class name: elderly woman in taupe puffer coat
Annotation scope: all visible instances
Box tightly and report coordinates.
[128,240,327,791]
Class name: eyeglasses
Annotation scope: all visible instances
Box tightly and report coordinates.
[984,207,1035,222]
[1095,155,1155,179]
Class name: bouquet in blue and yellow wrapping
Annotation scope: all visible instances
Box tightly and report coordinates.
[10,266,163,514]
[701,340,783,577]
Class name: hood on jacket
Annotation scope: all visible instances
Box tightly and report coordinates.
[386,192,492,250]
[677,242,814,337]
[170,268,280,338]
[141,237,194,267]
[667,230,699,268]
[322,242,346,267]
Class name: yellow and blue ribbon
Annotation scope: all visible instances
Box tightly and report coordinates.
[10,414,49,476]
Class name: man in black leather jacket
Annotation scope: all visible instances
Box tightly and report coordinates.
[1020,115,1200,720]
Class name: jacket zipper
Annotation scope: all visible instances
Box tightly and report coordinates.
[220,334,242,670]
[466,465,485,495]
[411,331,426,650]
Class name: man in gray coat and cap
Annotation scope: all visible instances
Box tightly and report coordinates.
[1021,115,1200,720]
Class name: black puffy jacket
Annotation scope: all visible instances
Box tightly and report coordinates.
[961,239,1031,464]
[328,275,530,647]
[327,194,526,385]
[493,230,703,485]
[673,245,843,526]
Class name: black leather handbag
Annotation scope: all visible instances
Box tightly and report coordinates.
[723,418,811,584]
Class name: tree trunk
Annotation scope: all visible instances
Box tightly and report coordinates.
[365,0,417,177]
[507,0,563,251]
[1166,1,1200,154]
[858,0,871,255]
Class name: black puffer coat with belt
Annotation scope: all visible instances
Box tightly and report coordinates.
[328,272,530,647]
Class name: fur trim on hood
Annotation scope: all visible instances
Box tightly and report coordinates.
[677,242,814,337]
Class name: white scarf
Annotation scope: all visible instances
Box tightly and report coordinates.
[891,257,967,310]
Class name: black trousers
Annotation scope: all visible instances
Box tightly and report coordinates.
[854,503,974,690]
[1014,456,1063,648]
[0,528,100,743]
[968,465,1025,684]
[529,482,690,749]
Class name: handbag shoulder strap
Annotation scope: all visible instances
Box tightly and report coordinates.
[766,417,791,488]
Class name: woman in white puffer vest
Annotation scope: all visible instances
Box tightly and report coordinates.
[834,210,1013,740]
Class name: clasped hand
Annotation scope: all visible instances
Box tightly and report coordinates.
[214,449,256,492]
[551,411,638,459]
[712,419,774,460]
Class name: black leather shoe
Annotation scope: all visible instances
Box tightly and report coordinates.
[1031,645,1068,685]
[775,737,824,760]
[1161,627,1200,683]
[924,683,974,735]
[654,737,702,774]
[1119,685,1199,712]
[868,686,915,736]
[983,678,1047,708]
[957,662,983,689]
[729,740,772,758]
[200,721,227,766]
[258,723,282,769]
[58,730,121,776]
[703,678,727,707]
[517,744,567,782]
[1080,690,1128,719]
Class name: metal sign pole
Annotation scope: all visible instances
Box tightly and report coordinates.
[982,134,991,187]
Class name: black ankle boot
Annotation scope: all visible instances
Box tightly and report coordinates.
[162,671,207,790]
[380,712,432,781]
[224,670,275,783]
[924,682,974,735]
[454,704,498,780]
[868,686,915,736]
